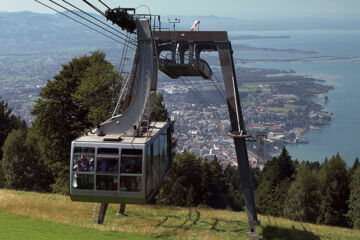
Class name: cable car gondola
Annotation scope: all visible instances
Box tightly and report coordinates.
[70,17,170,204]
[70,121,171,204]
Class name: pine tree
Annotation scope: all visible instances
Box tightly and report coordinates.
[274,147,295,183]
[349,157,359,178]
[154,152,202,206]
[250,167,262,190]
[201,158,227,209]
[0,96,25,155]
[347,167,360,229]
[224,165,243,211]
[255,147,295,216]
[317,154,350,227]
[284,163,321,222]
[0,96,26,188]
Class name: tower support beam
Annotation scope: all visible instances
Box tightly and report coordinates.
[155,31,259,235]
[217,42,258,234]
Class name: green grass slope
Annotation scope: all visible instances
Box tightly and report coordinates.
[0,212,152,240]
[0,189,359,240]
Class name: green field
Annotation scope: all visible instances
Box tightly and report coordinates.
[0,190,359,240]
[267,104,306,113]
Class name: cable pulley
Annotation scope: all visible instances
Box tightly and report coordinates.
[105,8,137,33]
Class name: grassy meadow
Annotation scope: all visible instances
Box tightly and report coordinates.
[0,189,359,240]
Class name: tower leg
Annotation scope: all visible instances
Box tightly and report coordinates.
[217,42,259,234]
[117,203,127,216]
[97,203,108,224]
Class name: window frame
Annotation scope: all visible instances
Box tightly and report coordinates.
[119,148,143,192]
[70,143,145,195]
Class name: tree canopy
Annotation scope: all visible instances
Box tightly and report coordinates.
[284,163,321,222]
[150,93,168,122]
[31,51,121,193]
[1,128,51,191]
[317,154,350,227]
[255,147,295,216]
[347,167,360,229]
[0,97,25,159]
[154,152,231,209]
[0,97,26,187]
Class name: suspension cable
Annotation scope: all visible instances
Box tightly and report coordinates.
[111,33,135,117]
[97,0,110,10]
[112,74,131,117]
[211,70,227,100]
[34,0,130,47]
[109,39,129,117]
[48,0,136,49]
[118,33,132,74]
[209,74,227,104]
[82,0,105,16]
[180,77,224,121]
[179,76,227,136]
[62,0,137,46]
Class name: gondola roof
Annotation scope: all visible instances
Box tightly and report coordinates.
[74,121,168,144]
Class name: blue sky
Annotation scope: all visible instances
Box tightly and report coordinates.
[2,0,360,20]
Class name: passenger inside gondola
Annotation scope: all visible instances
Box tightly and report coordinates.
[120,149,142,174]
[89,159,94,172]
[73,174,94,189]
[113,161,119,172]
[96,175,118,191]
[80,156,89,171]
[120,176,141,192]
[119,181,127,191]
[120,157,142,174]
[98,160,108,172]
[73,160,81,171]
[73,147,95,172]
[97,158,118,173]
[113,176,118,189]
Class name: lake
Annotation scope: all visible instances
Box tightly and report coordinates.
[231,29,360,165]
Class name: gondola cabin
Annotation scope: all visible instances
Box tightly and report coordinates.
[70,121,171,204]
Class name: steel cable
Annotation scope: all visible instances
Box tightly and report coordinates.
[48,0,136,49]
[35,0,131,47]
[62,0,137,46]
[179,76,227,136]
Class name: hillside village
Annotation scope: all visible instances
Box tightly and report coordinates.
[159,67,333,168]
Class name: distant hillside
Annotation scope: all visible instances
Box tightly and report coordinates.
[1,11,360,54]
[0,189,359,240]
[162,15,360,31]
[0,11,108,54]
